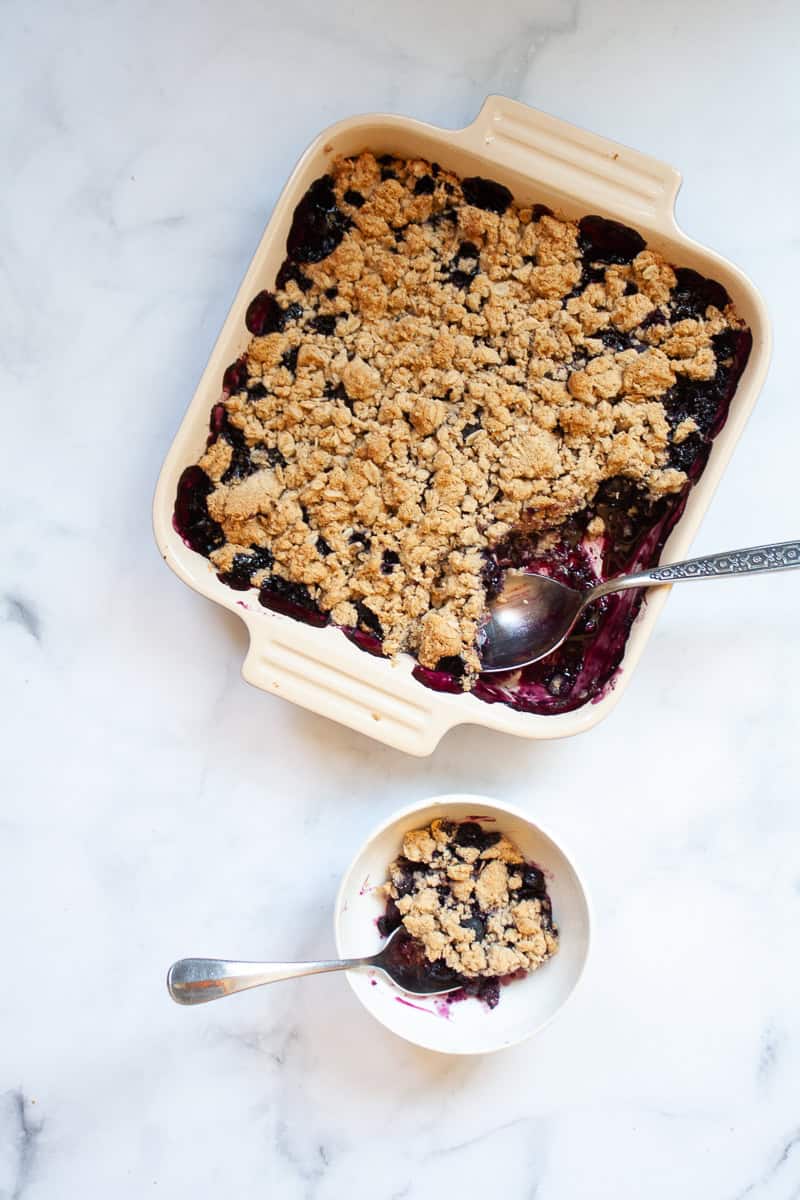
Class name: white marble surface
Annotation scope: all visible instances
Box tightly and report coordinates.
[3,0,800,1195]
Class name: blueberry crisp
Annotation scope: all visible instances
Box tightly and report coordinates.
[377,818,558,1008]
[174,151,752,715]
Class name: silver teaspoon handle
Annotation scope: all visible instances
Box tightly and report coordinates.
[592,540,800,598]
[167,955,366,1005]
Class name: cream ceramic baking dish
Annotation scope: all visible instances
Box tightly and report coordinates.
[153,95,770,755]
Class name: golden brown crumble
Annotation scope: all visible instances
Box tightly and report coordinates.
[383,818,558,979]
[196,151,747,675]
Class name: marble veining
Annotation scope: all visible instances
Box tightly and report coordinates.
[2,0,800,1197]
[0,1091,43,1200]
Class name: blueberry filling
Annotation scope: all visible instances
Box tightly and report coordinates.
[208,405,257,484]
[258,576,328,626]
[578,214,646,264]
[380,549,400,574]
[286,175,350,264]
[461,914,486,941]
[436,654,465,678]
[264,446,287,469]
[281,346,299,373]
[670,267,730,320]
[173,466,224,556]
[276,259,313,293]
[217,545,274,590]
[245,290,285,336]
[576,262,608,292]
[519,865,547,899]
[668,430,707,472]
[355,600,383,638]
[343,189,365,208]
[222,356,249,393]
[449,240,480,288]
[377,897,402,937]
[638,309,667,330]
[413,174,436,195]
[461,176,512,214]
[310,313,337,336]
[596,327,633,353]
[455,821,499,851]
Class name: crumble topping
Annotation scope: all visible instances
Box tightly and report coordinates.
[382,818,558,979]
[188,151,748,676]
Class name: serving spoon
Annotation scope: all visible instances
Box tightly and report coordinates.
[167,926,460,1005]
[479,539,800,674]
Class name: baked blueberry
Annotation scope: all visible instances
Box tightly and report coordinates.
[222,356,249,393]
[355,601,383,638]
[519,865,547,899]
[311,314,337,335]
[670,267,729,320]
[217,545,274,590]
[461,176,512,214]
[578,215,646,263]
[245,290,285,336]
[276,258,312,293]
[436,655,465,679]
[258,576,328,626]
[173,466,224,556]
[286,175,351,264]
[281,346,299,373]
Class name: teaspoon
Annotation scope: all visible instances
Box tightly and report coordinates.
[167,926,461,1005]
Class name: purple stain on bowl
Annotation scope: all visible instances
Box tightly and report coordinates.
[395,996,436,1016]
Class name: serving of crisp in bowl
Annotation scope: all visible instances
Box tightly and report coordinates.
[154,96,770,754]
[335,795,590,1055]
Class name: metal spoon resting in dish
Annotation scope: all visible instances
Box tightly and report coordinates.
[479,539,800,675]
[167,926,460,1005]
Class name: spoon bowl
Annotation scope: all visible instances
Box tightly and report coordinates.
[479,571,586,673]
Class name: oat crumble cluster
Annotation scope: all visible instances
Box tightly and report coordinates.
[182,151,749,679]
[383,819,558,979]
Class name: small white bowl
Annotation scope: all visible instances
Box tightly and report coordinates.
[334,794,591,1055]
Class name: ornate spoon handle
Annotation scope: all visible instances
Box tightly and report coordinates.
[591,541,800,597]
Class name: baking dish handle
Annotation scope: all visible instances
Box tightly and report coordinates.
[459,95,681,230]
[240,616,454,756]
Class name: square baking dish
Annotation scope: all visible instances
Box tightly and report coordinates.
[153,95,770,756]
